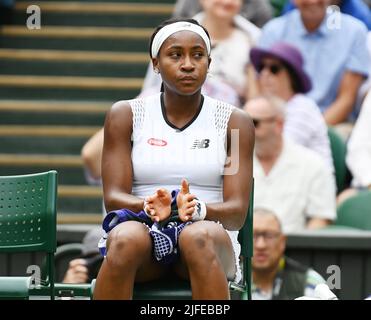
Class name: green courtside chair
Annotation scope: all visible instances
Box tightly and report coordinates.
[0,171,57,300]
[335,190,371,230]
[328,127,347,193]
[56,181,254,300]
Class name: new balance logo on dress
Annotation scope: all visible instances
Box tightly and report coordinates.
[191,139,210,149]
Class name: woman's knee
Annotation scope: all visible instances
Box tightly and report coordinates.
[178,222,235,278]
[179,222,220,265]
[106,221,151,268]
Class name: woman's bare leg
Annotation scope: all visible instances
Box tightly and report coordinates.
[175,221,236,300]
[93,221,165,299]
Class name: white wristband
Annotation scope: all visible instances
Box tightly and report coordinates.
[192,199,207,221]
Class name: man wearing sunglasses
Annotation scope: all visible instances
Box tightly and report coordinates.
[251,208,326,300]
[244,95,336,233]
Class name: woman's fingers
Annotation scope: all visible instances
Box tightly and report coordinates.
[157,188,170,198]
[157,188,165,196]
[180,179,189,194]
[145,195,154,203]
[186,200,197,209]
[179,207,195,221]
[144,204,154,213]
[179,194,196,207]
[184,207,195,215]
[186,194,196,202]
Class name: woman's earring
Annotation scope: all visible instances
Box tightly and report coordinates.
[154,69,160,74]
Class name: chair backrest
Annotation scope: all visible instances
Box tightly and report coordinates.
[328,127,347,193]
[0,171,57,298]
[335,190,371,230]
[0,171,57,253]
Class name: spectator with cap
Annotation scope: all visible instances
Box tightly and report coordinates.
[252,208,326,300]
[258,0,369,126]
[247,41,334,174]
[244,95,336,233]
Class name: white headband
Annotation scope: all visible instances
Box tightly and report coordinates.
[151,21,211,58]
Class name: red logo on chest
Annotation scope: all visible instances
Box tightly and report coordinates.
[147,138,167,147]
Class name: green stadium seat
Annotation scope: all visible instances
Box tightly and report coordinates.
[0,171,58,300]
[335,190,371,230]
[328,127,347,193]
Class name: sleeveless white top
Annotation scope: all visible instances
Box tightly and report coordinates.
[130,93,234,202]
[129,93,241,282]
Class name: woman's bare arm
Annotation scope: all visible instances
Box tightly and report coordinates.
[205,108,255,230]
[102,101,145,213]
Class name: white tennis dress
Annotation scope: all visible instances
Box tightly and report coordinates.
[129,92,241,282]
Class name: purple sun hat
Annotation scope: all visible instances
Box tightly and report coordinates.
[250,42,312,94]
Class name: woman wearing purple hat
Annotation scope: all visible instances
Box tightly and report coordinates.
[246,42,334,174]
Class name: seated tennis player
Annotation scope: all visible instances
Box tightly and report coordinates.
[93,18,254,300]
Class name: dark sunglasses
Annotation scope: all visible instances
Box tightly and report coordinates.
[258,63,283,75]
[252,116,276,128]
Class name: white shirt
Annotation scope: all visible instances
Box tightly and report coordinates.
[284,94,334,174]
[130,93,233,202]
[347,90,371,187]
[254,140,336,233]
[207,29,251,97]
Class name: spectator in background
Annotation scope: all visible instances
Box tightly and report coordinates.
[142,0,261,106]
[81,127,107,216]
[0,0,14,25]
[337,89,371,204]
[244,96,336,233]
[81,128,103,186]
[63,227,103,284]
[258,0,369,126]
[248,41,334,174]
[252,208,326,300]
[172,0,273,28]
[282,0,371,30]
